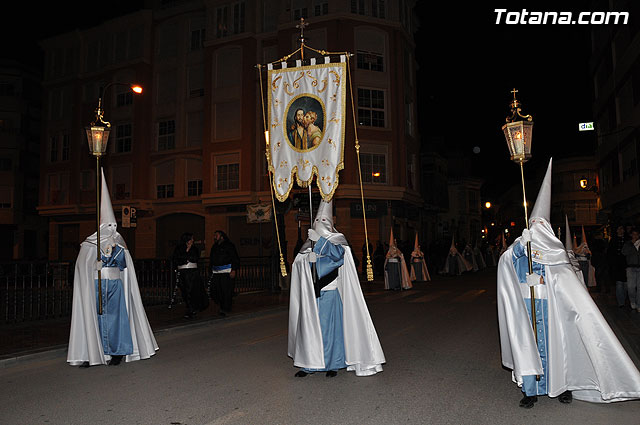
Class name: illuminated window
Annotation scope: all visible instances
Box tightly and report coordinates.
[360,152,387,183]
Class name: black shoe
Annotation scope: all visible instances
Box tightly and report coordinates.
[295,370,309,377]
[79,361,91,368]
[558,390,572,404]
[326,370,337,377]
[519,395,538,409]
[108,355,123,366]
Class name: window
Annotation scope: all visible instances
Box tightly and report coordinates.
[351,0,365,15]
[215,154,240,190]
[157,184,174,198]
[116,91,133,107]
[371,0,385,18]
[292,0,308,20]
[216,2,245,38]
[314,0,328,16]
[217,164,239,190]
[356,50,384,72]
[191,28,205,51]
[158,120,176,151]
[61,134,70,161]
[357,88,385,127]
[50,135,58,162]
[115,123,132,153]
[188,180,203,196]
[360,152,386,183]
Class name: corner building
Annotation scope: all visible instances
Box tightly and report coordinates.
[38,0,422,266]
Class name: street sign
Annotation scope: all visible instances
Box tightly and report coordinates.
[122,206,130,228]
[130,207,137,228]
[578,122,594,131]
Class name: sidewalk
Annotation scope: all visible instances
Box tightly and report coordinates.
[0,289,291,364]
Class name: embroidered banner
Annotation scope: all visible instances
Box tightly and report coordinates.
[267,57,346,202]
[246,203,272,223]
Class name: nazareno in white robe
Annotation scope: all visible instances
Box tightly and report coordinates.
[288,245,386,376]
[67,224,159,366]
[497,229,640,402]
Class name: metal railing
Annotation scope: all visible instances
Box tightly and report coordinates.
[0,256,276,323]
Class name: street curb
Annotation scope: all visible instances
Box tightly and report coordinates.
[0,304,288,370]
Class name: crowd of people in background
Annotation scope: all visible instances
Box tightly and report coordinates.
[356,223,640,313]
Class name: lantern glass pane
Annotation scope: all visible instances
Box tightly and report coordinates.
[85,126,111,155]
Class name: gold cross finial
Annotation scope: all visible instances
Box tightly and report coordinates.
[296,17,309,44]
[511,88,518,100]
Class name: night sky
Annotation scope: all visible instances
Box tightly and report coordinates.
[415,1,597,198]
[5,1,605,199]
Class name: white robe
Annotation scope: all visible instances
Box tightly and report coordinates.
[68,233,158,366]
[288,245,385,376]
[497,239,640,402]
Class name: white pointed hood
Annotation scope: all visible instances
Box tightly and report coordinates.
[300,199,347,251]
[530,158,552,222]
[386,227,400,258]
[83,168,126,248]
[100,169,117,226]
[521,158,568,265]
[564,215,573,251]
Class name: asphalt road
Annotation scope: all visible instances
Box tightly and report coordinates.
[1,269,638,424]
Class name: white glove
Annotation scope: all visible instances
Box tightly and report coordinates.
[526,273,543,286]
[96,260,103,271]
[520,229,532,246]
[308,229,320,242]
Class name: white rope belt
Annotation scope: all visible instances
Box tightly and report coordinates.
[178,262,198,270]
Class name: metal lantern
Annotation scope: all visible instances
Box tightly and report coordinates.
[85,99,111,157]
[502,119,533,163]
[502,89,533,163]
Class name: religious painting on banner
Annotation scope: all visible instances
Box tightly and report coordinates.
[267,57,346,202]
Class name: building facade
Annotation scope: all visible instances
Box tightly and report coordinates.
[0,61,46,260]
[589,0,640,227]
[37,0,422,265]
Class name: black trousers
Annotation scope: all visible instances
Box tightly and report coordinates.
[180,269,209,314]
[211,273,234,312]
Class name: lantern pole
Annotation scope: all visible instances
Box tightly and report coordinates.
[86,83,142,315]
[502,89,539,380]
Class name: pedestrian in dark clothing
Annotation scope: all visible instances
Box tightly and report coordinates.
[172,232,209,319]
[209,230,240,316]
[622,229,640,312]
[373,241,385,278]
[608,226,628,307]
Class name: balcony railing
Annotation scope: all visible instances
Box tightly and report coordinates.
[0,257,276,323]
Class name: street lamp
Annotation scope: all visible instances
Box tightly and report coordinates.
[85,82,142,314]
[501,88,539,377]
[485,201,492,209]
